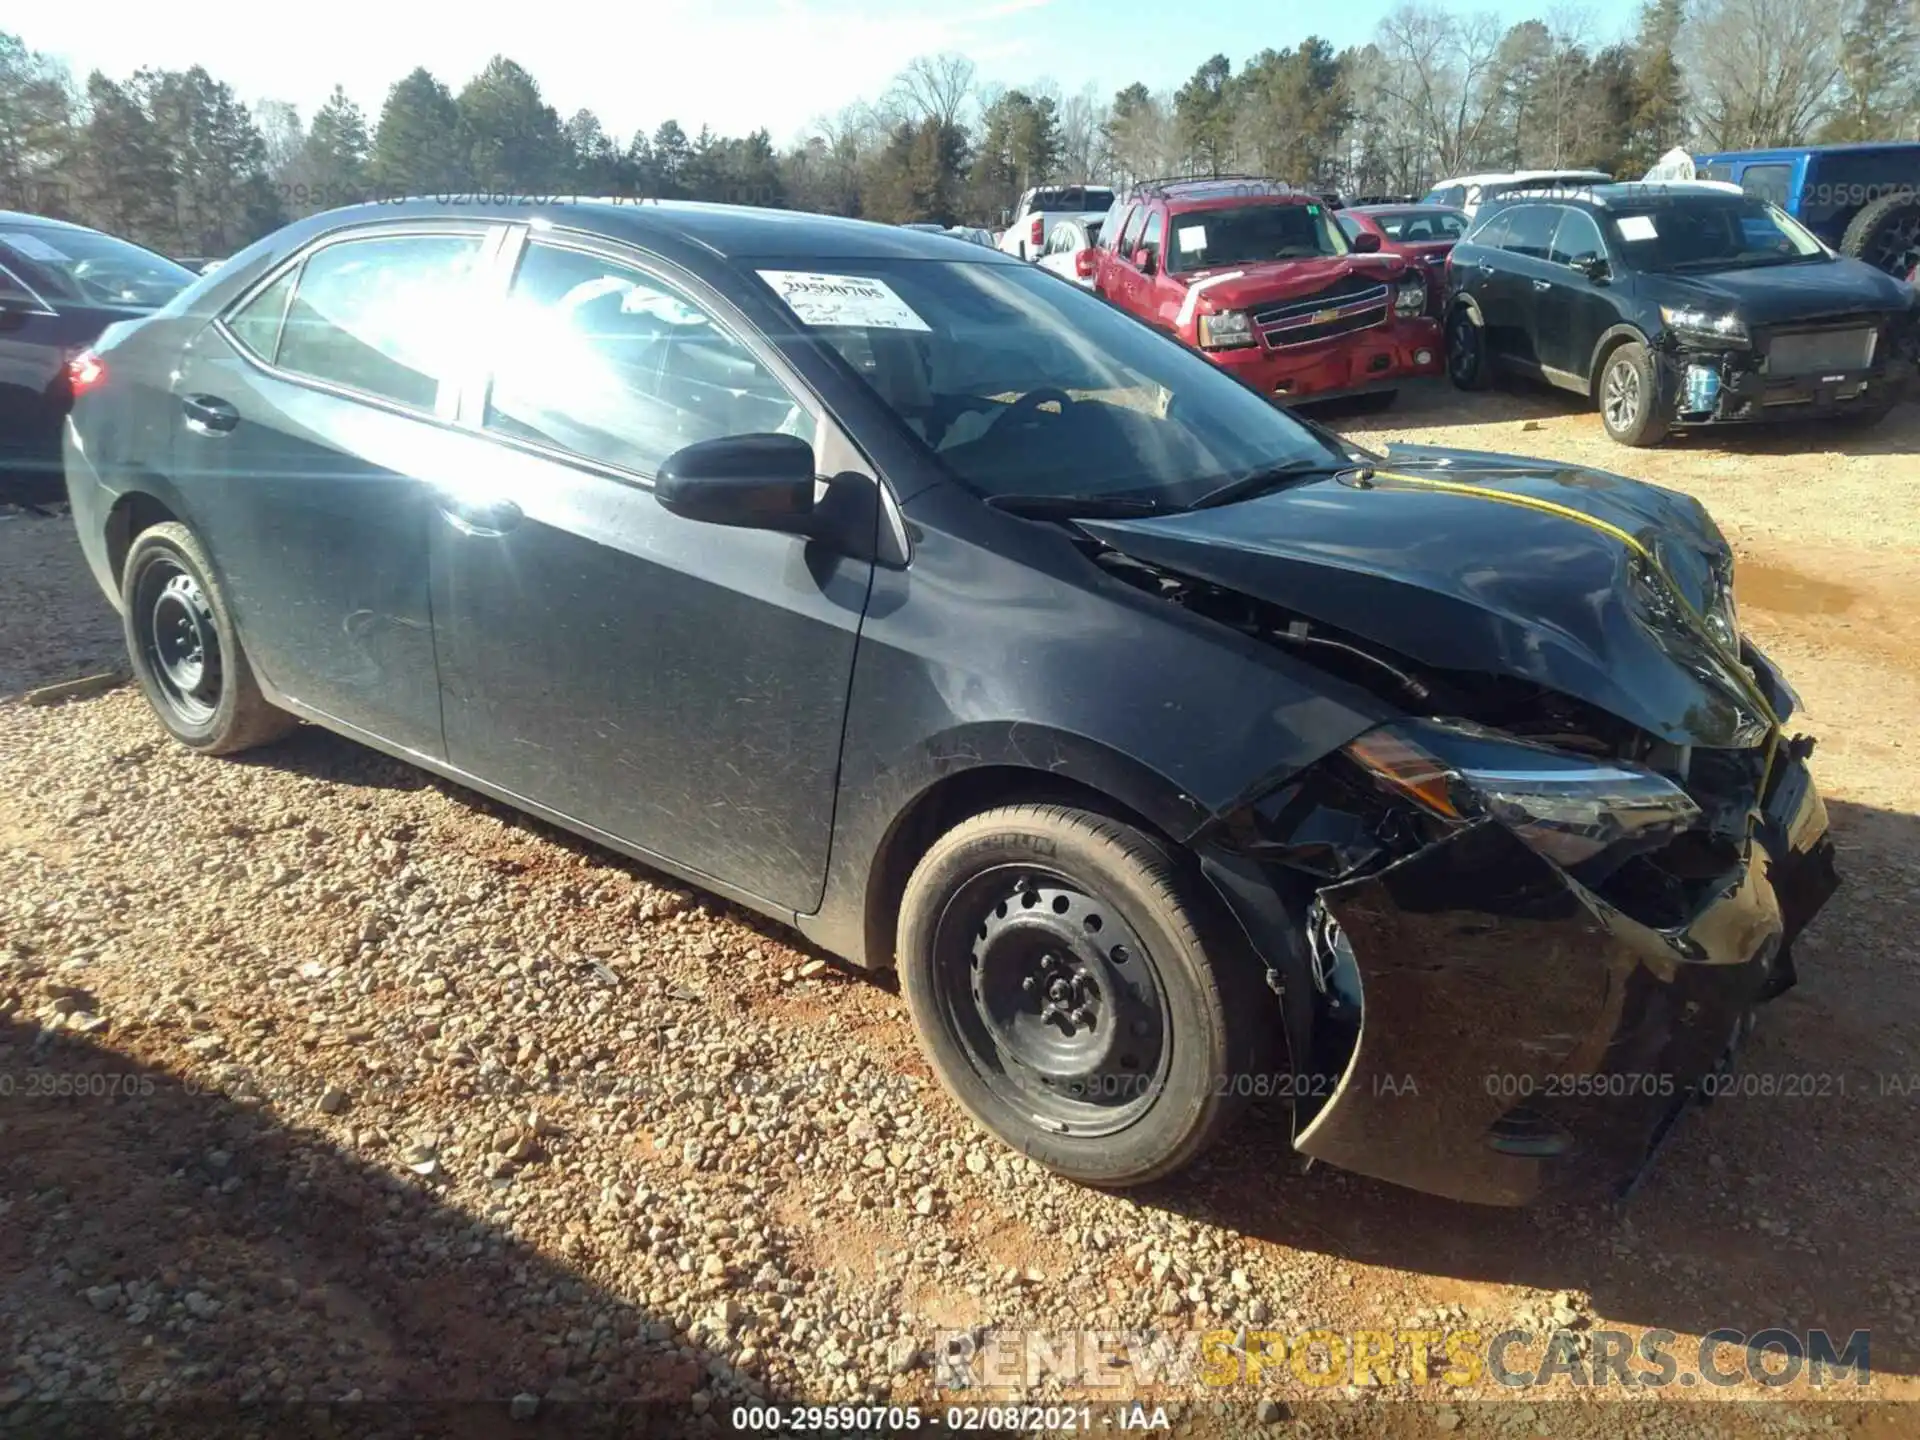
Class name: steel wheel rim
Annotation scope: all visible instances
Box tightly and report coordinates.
[1865,213,1920,279]
[138,560,222,725]
[1447,314,1478,382]
[933,865,1172,1138]
[1604,359,1640,430]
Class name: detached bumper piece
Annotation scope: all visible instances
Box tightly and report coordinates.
[1292,758,1837,1206]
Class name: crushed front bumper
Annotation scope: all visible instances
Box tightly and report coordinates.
[1290,753,1838,1206]
[1207,316,1444,402]
[1657,346,1911,425]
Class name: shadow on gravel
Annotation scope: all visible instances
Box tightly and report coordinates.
[1336,377,1920,459]
[1141,796,1919,1382]
[0,1015,783,1438]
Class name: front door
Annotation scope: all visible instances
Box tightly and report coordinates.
[169,224,504,757]
[1536,208,1617,385]
[429,233,872,911]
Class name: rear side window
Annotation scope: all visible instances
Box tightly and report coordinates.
[1699,162,1735,183]
[484,241,813,478]
[1116,205,1147,253]
[1501,206,1558,259]
[1739,164,1792,209]
[224,268,297,364]
[274,233,487,410]
[1098,201,1131,249]
[1336,214,1362,239]
[1425,186,1466,208]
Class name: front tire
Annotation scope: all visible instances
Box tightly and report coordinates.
[1840,192,1920,282]
[1597,341,1670,447]
[122,522,295,754]
[897,804,1271,1187]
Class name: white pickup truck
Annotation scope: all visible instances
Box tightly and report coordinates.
[996,184,1117,261]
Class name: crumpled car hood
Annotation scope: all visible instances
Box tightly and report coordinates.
[1078,442,1772,748]
[1175,253,1412,309]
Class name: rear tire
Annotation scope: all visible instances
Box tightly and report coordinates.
[122,522,295,754]
[897,803,1273,1188]
[1597,341,1670,447]
[1446,307,1490,390]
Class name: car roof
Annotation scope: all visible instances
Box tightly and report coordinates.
[0,210,98,233]
[1489,180,1751,209]
[292,198,1024,264]
[1352,203,1465,215]
[1429,169,1612,187]
[1694,142,1920,162]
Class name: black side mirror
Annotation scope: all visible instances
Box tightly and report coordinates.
[1351,231,1383,253]
[1574,253,1610,283]
[655,433,817,534]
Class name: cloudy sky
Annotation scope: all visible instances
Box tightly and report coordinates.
[29,0,1570,145]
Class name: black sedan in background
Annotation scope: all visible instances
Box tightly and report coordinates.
[66,200,1836,1204]
[0,212,195,504]
[1443,181,1918,444]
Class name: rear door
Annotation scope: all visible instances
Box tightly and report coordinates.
[427,231,874,911]
[171,221,505,757]
[1481,204,1558,367]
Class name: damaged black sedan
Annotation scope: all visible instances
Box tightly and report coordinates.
[65,199,1838,1206]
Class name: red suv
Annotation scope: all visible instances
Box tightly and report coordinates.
[1091,177,1442,407]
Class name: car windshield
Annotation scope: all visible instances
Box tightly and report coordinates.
[1368,209,1467,242]
[756,259,1357,508]
[0,224,194,308]
[1607,198,1827,271]
[1168,203,1348,273]
[1031,186,1114,212]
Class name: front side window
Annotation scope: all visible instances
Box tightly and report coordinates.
[757,259,1354,510]
[1607,199,1826,271]
[275,233,488,410]
[485,241,813,476]
[1549,209,1606,266]
[1167,203,1349,273]
[1140,210,1165,260]
[0,225,191,310]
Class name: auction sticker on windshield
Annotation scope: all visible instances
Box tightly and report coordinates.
[758,270,931,331]
[1616,215,1659,241]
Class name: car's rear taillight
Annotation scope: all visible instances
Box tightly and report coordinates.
[67,349,106,395]
[1075,250,1096,278]
[1030,215,1043,248]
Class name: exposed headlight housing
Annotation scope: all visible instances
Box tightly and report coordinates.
[1344,719,1702,877]
[1394,278,1427,316]
[1197,309,1256,350]
[1660,305,1748,345]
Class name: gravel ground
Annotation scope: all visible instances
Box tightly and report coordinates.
[2,388,1917,1438]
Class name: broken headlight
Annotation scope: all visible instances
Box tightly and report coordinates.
[1344,718,1702,876]
[1198,309,1256,350]
[1660,305,1749,346]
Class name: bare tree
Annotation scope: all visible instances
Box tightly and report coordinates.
[1370,2,1508,181]
[1057,82,1108,179]
[1687,0,1842,146]
[891,52,977,133]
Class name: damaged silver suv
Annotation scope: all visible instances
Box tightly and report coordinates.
[65,198,1838,1205]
